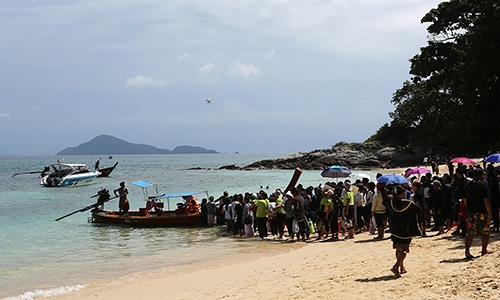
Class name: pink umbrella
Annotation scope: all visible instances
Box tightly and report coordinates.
[405,167,431,176]
[450,157,477,165]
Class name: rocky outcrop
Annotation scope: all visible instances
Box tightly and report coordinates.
[243,142,422,170]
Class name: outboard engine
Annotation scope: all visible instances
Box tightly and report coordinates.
[96,188,111,206]
[41,166,50,177]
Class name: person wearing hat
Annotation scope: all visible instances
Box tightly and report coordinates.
[430,179,445,235]
[283,191,296,240]
[318,189,334,240]
[383,185,422,278]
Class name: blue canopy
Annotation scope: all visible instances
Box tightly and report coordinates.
[131,180,199,202]
[156,192,198,199]
[131,180,153,188]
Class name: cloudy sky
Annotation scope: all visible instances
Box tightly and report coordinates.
[0,0,440,155]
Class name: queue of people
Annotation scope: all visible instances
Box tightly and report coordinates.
[200,179,382,242]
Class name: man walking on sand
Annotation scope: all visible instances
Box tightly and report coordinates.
[383,185,422,278]
[464,168,494,259]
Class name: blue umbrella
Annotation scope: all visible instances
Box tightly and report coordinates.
[320,165,352,180]
[377,174,409,185]
[485,153,500,163]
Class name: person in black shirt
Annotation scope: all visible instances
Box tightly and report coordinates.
[486,164,500,231]
[383,185,422,278]
[464,169,493,259]
[412,181,426,236]
[291,187,308,242]
[430,180,445,235]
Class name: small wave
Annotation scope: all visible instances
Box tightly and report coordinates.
[2,284,86,300]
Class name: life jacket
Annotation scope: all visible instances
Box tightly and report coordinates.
[121,199,130,211]
[187,197,200,214]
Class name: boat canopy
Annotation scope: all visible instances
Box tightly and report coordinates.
[51,163,89,169]
[157,192,198,199]
[131,180,153,188]
[131,180,198,201]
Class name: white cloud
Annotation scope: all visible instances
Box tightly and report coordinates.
[197,62,219,78]
[126,75,171,88]
[30,106,38,111]
[0,0,439,155]
[178,53,190,60]
[229,60,260,80]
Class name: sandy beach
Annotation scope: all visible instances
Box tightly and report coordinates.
[52,230,500,300]
[51,161,500,300]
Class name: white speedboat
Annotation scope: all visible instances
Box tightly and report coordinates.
[40,163,100,187]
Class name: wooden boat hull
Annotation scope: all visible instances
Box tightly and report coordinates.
[90,209,203,227]
[97,162,118,177]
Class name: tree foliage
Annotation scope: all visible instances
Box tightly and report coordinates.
[375,0,500,155]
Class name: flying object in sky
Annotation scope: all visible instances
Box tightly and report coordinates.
[205,98,213,104]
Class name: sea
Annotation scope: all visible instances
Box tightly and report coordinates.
[0,154,379,299]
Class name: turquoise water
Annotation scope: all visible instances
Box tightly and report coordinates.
[0,154,378,299]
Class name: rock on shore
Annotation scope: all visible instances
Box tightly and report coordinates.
[243,142,421,170]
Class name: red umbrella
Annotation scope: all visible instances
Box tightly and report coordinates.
[450,157,476,165]
[405,167,431,176]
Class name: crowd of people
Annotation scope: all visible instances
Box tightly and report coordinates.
[199,178,389,242]
[196,158,497,278]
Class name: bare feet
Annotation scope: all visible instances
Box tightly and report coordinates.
[391,266,401,278]
[482,250,494,255]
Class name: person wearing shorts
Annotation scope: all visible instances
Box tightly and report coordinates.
[464,169,493,259]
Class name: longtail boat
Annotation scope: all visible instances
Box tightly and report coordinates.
[89,180,203,227]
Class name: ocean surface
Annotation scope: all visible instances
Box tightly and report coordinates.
[0,154,379,299]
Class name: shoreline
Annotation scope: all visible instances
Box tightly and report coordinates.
[46,161,491,300]
[51,231,500,300]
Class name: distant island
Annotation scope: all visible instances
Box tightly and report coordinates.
[56,135,219,155]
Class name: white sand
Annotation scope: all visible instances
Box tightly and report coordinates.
[52,231,500,300]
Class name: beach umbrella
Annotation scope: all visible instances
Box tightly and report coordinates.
[377,174,410,185]
[320,165,352,181]
[450,157,476,165]
[405,167,431,176]
[350,172,371,181]
[485,153,500,163]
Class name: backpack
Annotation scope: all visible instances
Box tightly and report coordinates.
[244,210,254,224]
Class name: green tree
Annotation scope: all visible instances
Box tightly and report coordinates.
[385,0,500,154]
